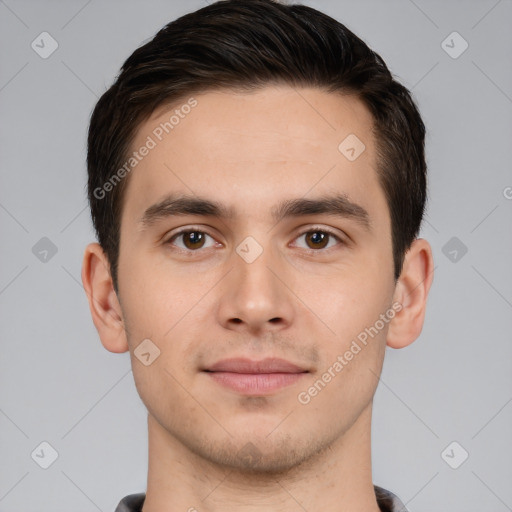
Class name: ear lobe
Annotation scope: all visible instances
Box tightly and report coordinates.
[81,242,129,353]
[386,238,434,349]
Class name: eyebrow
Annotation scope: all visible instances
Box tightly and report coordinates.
[138,193,371,231]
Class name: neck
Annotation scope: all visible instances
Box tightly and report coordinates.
[142,402,381,512]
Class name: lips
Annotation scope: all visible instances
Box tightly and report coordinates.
[203,358,308,395]
[205,357,307,374]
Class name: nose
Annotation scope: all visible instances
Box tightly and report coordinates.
[216,241,295,335]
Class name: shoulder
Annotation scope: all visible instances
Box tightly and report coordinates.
[374,485,408,512]
[114,492,146,512]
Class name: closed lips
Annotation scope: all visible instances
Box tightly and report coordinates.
[204,357,308,374]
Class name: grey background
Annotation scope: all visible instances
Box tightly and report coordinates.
[1,0,511,511]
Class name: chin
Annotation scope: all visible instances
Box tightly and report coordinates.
[187,430,328,477]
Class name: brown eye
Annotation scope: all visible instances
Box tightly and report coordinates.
[181,231,205,250]
[305,231,329,249]
[293,229,342,252]
[167,230,217,251]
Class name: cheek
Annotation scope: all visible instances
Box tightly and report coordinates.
[117,251,186,332]
[296,264,392,341]
[118,260,212,370]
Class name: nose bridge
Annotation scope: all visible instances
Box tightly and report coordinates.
[237,239,276,297]
[217,235,295,332]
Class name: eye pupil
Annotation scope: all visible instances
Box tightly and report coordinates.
[306,231,329,249]
[184,231,204,249]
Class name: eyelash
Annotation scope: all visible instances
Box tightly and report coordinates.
[164,226,345,255]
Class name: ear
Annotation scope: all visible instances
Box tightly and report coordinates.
[386,238,434,349]
[81,242,129,353]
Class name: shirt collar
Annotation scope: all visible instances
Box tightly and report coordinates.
[374,484,409,512]
[115,485,408,512]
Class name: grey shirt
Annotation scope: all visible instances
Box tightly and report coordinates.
[114,485,408,511]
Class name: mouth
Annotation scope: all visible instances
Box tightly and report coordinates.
[202,357,309,395]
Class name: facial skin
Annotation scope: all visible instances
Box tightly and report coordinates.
[82,85,434,512]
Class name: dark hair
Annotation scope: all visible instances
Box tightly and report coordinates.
[87,0,427,293]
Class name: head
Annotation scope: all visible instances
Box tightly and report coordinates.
[83,0,433,474]
[87,0,427,293]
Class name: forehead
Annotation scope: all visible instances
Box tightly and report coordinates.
[121,85,384,228]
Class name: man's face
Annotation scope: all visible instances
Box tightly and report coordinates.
[116,85,397,472]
